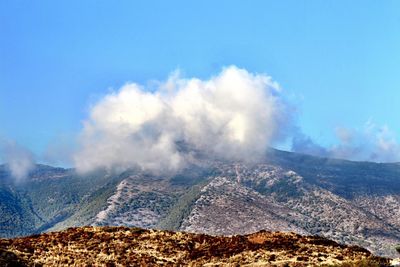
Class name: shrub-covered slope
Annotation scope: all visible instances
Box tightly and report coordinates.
[0,226,390,266]
[2,148,400,257]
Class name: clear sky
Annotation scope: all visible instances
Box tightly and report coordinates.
[1,0,400,164]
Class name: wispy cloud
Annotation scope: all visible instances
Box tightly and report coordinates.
[292,121,400,162]
[0,139,36,181]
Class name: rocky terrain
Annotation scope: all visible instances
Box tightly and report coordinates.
[177,162,400,257]
[0,226,391,266]
[2,149,400,258]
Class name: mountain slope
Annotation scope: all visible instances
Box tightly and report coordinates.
[178,162,400,257]
[1,149,400,257]
[0,165,121,237]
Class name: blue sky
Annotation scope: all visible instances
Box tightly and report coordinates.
[1,1,400,164]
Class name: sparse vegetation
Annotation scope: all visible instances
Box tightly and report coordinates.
[156,180,208,230]
[0,226,390,266]
[325,258,384,267]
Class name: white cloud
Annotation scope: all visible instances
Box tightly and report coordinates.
[74,66,291,173]
[0,140,35,181]
[292,122,400,162]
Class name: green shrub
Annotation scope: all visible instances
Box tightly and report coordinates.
[395,244,400,254]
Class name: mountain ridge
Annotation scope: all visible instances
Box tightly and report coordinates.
[1,148,400,257]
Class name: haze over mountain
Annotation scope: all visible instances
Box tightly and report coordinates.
[2,69,399,260]
[1,148,400,258]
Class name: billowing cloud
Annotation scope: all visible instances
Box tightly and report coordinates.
[292,121,400,162]
[0,140,35,181]
[74,66,292,173]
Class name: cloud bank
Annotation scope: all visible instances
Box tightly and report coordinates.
[0,140,35,181]
[292,121,400,162]
[74,66,292,173]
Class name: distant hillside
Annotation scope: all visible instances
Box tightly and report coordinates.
[0,226,391,266]
[1,149,400,257]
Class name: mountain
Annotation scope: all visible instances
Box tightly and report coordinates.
[1,149,400,258]
[0,226,391,266]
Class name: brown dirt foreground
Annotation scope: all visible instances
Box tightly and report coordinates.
[0,226,391,267]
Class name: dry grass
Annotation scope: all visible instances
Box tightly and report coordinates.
[0,226,390,266]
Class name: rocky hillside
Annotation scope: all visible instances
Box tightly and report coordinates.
[177,162,400,258]
[0,226,391,266]
[1,149,400,258]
